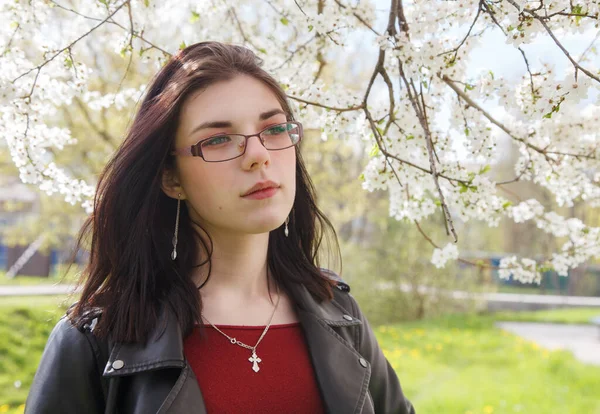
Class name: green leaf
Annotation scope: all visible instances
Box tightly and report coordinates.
[144,0,150,6]
[280,17,289,26]
[190,11,200,23]
[369,144,380,158]
[258,48,267,54]
[64,57,73,69]
[502,201,513,209]
[179,41,187,50]
[308,24,314,32]
[543,100,562,119]
[464,83,475,91]
[406,134,415,140]
[479,164,491,174]
[358,173,365,181]
[488,70,495,80]
[464,127,470,136]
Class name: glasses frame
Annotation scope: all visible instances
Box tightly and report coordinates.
[171,121,303,162]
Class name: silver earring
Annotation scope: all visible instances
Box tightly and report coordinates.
[171,193,181,260]
[284,216,289,238]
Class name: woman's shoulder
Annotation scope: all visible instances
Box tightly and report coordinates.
[320,268,360,315]
[320,268,351,293]
[46,305,105,351]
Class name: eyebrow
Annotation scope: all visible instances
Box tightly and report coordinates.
[188,109,286,137]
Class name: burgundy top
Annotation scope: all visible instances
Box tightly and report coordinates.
[183,322,326,414]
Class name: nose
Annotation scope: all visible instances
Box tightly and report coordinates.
[241,134,270,170]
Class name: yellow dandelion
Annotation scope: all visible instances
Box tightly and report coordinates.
[542,350,550,358]
[531,343,540,350]
[483,405,494,413]
[409,349,421,358]
[0,405,9,413]
[435,344,443,351]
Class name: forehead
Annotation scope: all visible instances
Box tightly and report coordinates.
[179,75,284,128]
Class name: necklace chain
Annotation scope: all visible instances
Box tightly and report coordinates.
[201,285,281,372]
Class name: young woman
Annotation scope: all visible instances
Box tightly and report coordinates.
[25,41,415,414]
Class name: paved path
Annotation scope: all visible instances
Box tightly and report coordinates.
[0,284,79,296]
[2,283,600,308]
[497,321,600,366]
[391,283,600,309]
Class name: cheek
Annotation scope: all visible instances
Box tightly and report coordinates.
[282,150,297,192]
[178,163,233,207]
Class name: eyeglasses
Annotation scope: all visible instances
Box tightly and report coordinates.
[171,121,303,162]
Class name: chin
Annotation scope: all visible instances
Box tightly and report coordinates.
[242,216,286,235]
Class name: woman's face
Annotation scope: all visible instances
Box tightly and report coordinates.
[169,74,296,236]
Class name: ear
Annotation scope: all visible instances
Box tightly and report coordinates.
[161,167,186,200]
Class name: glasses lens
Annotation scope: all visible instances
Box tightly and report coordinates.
[200,134,245,161]
[261,122,301,150]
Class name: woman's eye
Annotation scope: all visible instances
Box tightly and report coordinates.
[203,135,232,146]
[265,125,287,135]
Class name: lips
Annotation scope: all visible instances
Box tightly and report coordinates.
[242,180,280,197]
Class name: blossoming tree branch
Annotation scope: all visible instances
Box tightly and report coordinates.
[1,0,599,283]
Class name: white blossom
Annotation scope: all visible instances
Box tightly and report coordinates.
[1,0,600,283]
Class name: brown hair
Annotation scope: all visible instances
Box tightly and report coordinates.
[69,41,340,343]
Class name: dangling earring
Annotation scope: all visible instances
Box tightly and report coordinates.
[171,193,181,260]
[284,215,289,238]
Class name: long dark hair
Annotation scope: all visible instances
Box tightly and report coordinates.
[68,41,340,344]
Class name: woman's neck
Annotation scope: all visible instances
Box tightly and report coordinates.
[192,230,272,299]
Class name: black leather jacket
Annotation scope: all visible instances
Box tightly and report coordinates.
[25,279,415,414]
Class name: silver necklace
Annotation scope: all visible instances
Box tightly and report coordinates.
[201,286,281,373]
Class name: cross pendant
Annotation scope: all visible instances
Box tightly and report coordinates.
[248,351,262,373]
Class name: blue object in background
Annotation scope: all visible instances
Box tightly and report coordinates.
[49,249,59,275]
[0,243,6,270]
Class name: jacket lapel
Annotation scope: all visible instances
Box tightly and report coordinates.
[290,284,371,414]
[104,306,186,377]
[102,306,206,414]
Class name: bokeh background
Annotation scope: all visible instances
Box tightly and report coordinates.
[1,1,600,413]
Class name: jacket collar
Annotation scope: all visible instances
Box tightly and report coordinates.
[102,282,369,413]
[103,306,186,376]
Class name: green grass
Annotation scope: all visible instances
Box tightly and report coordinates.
[0,297,67,414]
[381,313,600,414]
[0,267,81,286]
[0,300,599,414]
[492,307,600,324]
